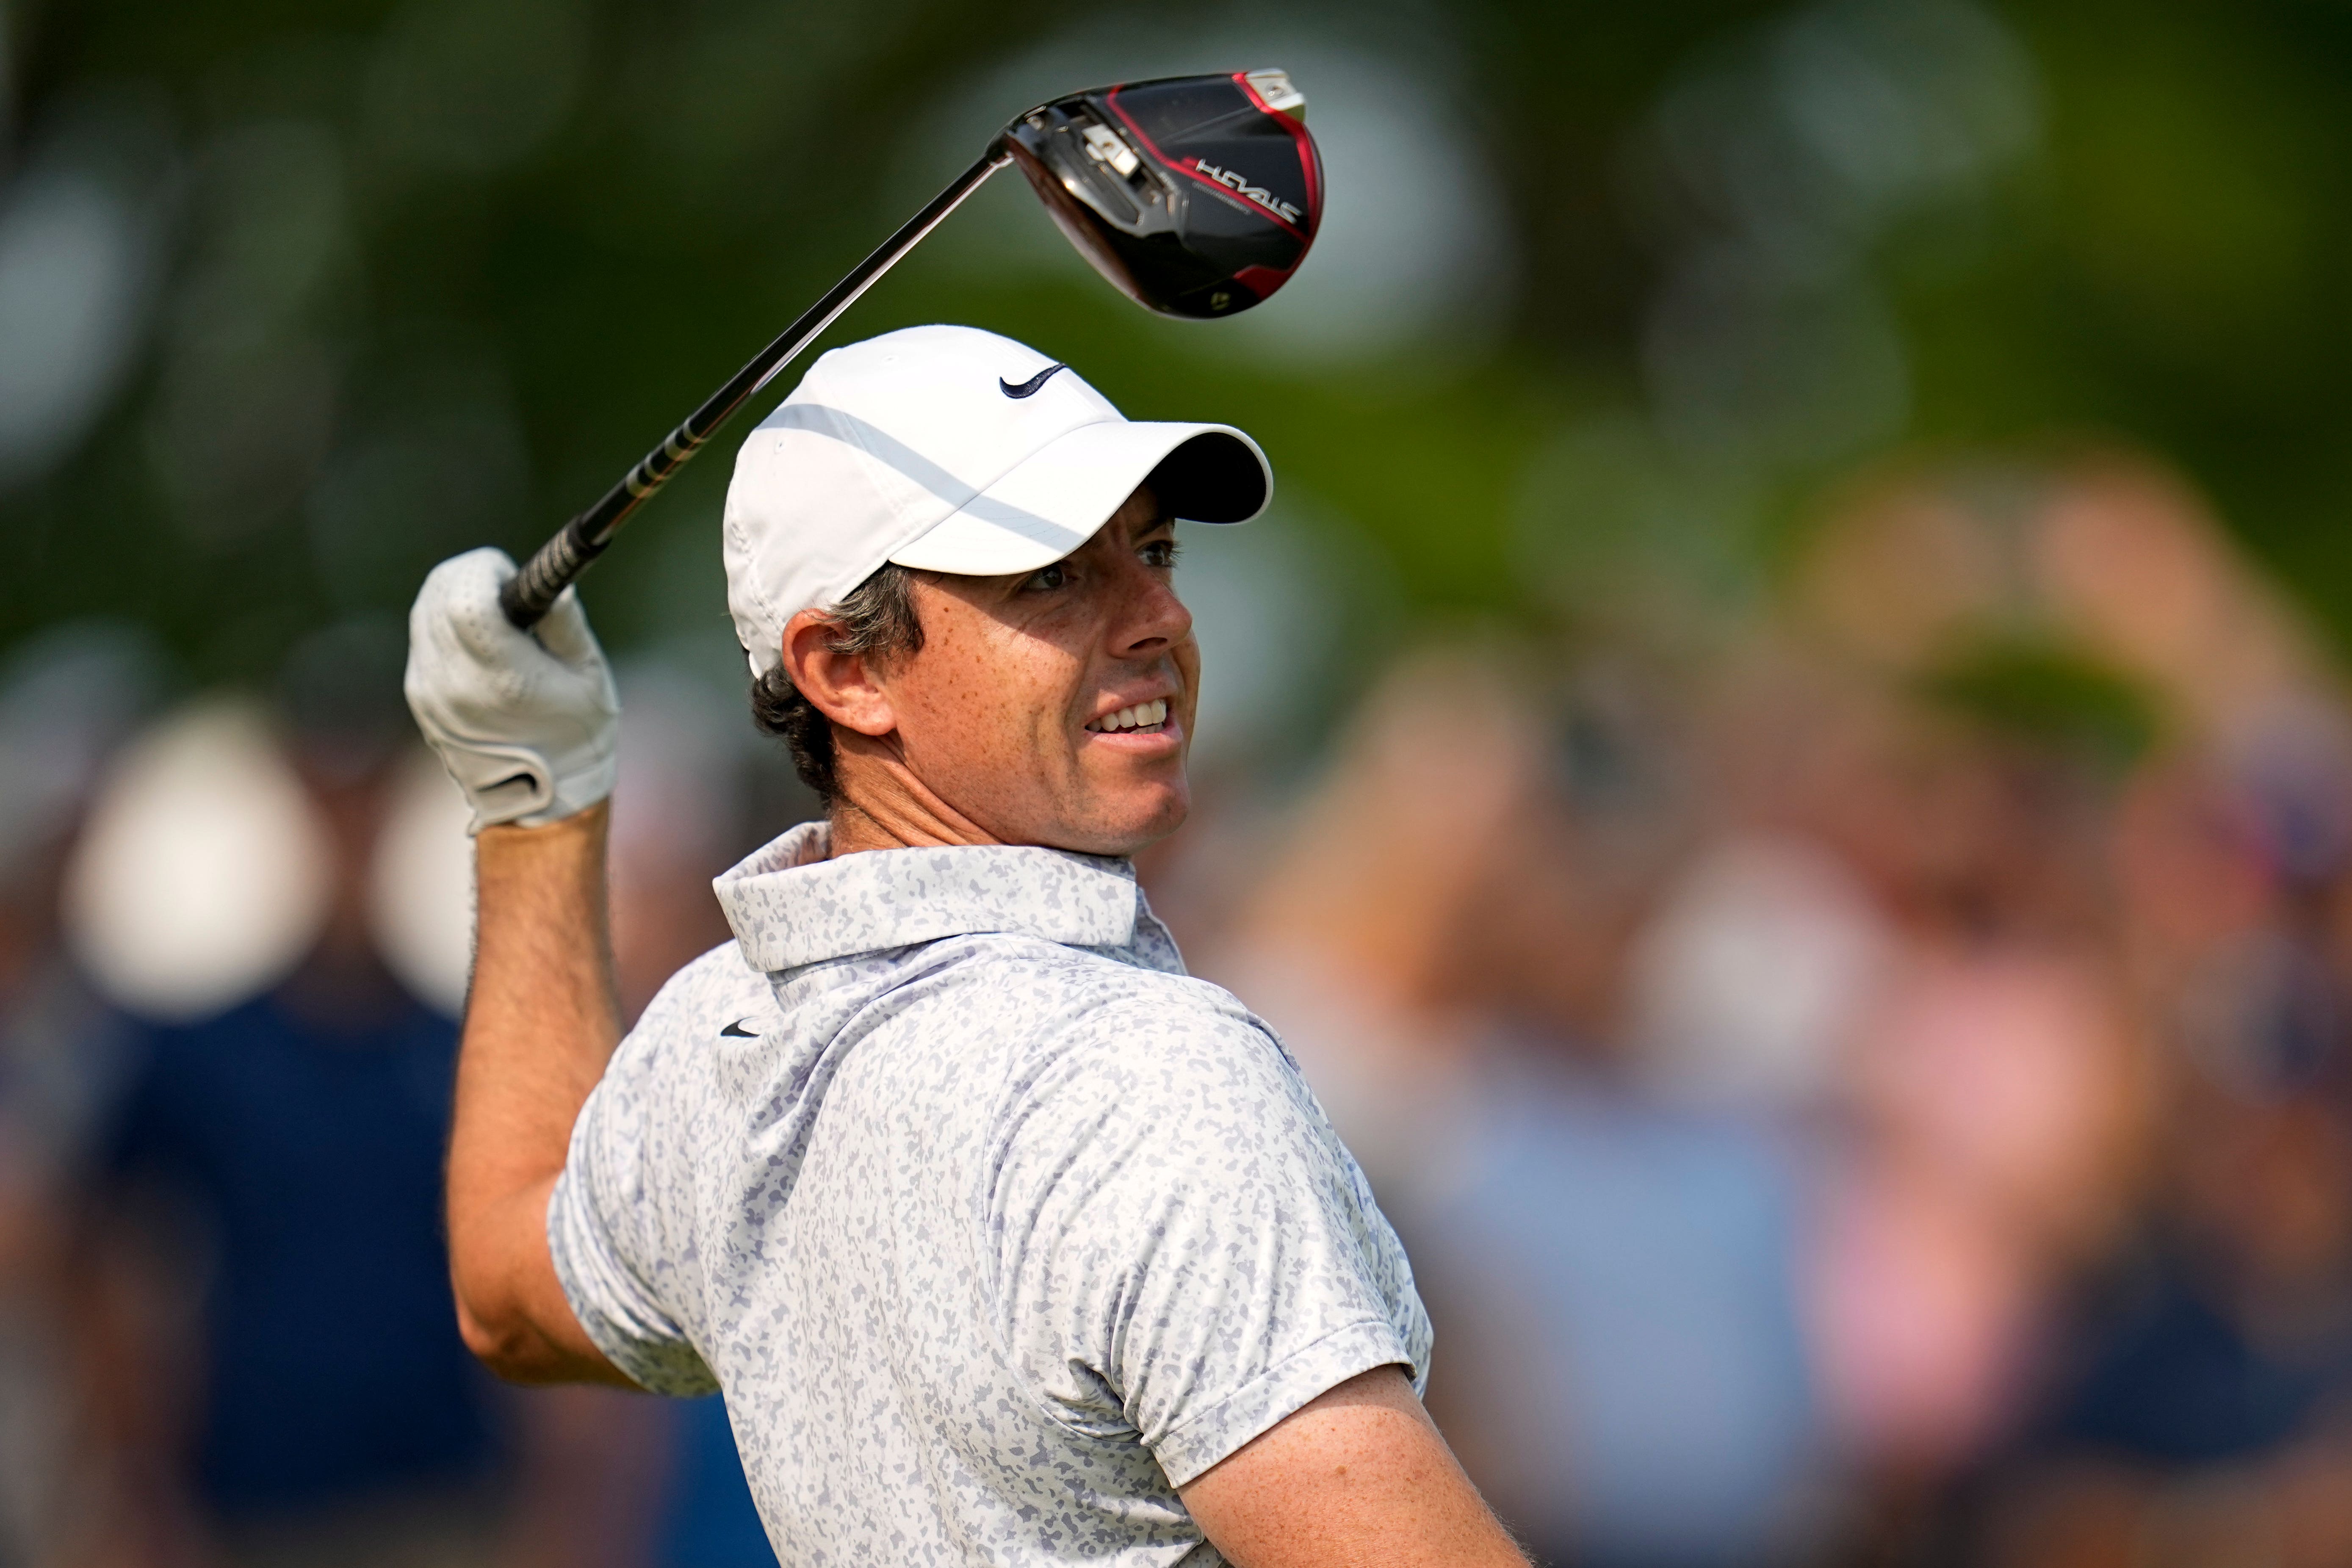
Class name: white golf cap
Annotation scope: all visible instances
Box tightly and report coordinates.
[723,324,1271,675]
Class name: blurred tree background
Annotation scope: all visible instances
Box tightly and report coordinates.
[5,0,2351,699]
[16,11,2352,1562]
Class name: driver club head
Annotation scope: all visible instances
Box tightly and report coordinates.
[1000,69,1323,321]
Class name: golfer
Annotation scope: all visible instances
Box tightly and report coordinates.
[406,325,1525,1566]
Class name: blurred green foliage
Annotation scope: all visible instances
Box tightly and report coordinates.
[1919,639,2161,772]
[6,0,2352,689]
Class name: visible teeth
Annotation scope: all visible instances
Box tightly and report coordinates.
[1090,699,1169,733]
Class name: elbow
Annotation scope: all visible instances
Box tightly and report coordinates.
[449,1244,568,1384]
[455,1298,517,1372]
[445,1186,619,1386]
[448,1242,526,1375]
[455,1296,567,1384]
[455,1295,532,1380]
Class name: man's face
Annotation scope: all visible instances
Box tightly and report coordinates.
[876,486,1199,856]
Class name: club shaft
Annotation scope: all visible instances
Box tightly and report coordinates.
[501,146,1013,628]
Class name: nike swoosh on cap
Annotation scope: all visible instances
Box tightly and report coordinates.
[719,1019,757,1038]
[999,363,1068,399]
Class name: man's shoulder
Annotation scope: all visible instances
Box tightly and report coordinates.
[931,931,1248,1034]
[630,939,778,1051]
[957,941,1305,1098]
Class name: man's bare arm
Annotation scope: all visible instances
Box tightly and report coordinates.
[445,803,632,1385]
[1180,1367,1528,1568]
[406,548,628,1385]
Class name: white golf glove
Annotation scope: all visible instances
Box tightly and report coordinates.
[405,547,620,833]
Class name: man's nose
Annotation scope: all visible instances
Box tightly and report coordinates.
[1109,560,1192,659]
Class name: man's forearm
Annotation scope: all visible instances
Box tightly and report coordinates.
[447,802,632,1383]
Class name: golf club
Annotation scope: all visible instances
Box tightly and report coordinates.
[499,67,1323,629]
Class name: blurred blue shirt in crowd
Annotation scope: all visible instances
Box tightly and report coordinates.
[655,1397,777,1568]
[1414,1056,1822,1568]
[105,986,496,1515]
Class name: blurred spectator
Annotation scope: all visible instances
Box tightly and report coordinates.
[1202,450,2332,1564]
[1756,448,2352,1562]
[650,1395,782,1568]
[1969,698,2352,1565]
[62,697,338,1025]
[1753,461,2169,1551]
[1200,642,1829,1565]
[69,633,798,1568]
[1412,1061,1825,1567]
[81,622,510,1566]
[1201,645,1630,1206]
[0,623,161,1566]
[1630,832,1891,1114]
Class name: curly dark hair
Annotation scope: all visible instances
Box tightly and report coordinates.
[749,563,925,800]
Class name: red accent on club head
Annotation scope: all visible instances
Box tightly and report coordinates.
[1231,71,1322,226]
[1231,263,1297,302]
[1104,85,1313,244]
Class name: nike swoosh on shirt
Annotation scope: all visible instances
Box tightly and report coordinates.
[719,1019,757,1038]
[999,363,1068,398]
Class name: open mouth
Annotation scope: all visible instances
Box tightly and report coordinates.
[1086,698,1170,735]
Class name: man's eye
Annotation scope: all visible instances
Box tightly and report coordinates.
[1142,539,1179,569]
[1026,562,1071,592]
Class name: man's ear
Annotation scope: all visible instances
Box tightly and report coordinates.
[780,610,898,738]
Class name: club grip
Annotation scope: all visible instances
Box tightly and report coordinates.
[500,516,609,628]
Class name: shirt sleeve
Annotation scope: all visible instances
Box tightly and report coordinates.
[993,985,1432,1488]
[545,982,722,1398]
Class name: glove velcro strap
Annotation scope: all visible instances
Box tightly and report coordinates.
[451,740,555,833]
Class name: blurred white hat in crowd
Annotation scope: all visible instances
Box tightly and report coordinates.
[369,748,476,1017]
[63,697,332,1021]
[1630,834,1891,1109]
[608,658,749,877]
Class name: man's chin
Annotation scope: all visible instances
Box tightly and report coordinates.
[1048,782,1190,858]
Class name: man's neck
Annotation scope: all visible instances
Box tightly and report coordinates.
[821,733,1004,857]
[825,787,999,858]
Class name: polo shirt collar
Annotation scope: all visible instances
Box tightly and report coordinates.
[714,821,1143,973]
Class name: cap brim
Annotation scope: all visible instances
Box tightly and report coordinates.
[886,420,1270,577]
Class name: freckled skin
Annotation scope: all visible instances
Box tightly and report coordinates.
[782,485,1199,858]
